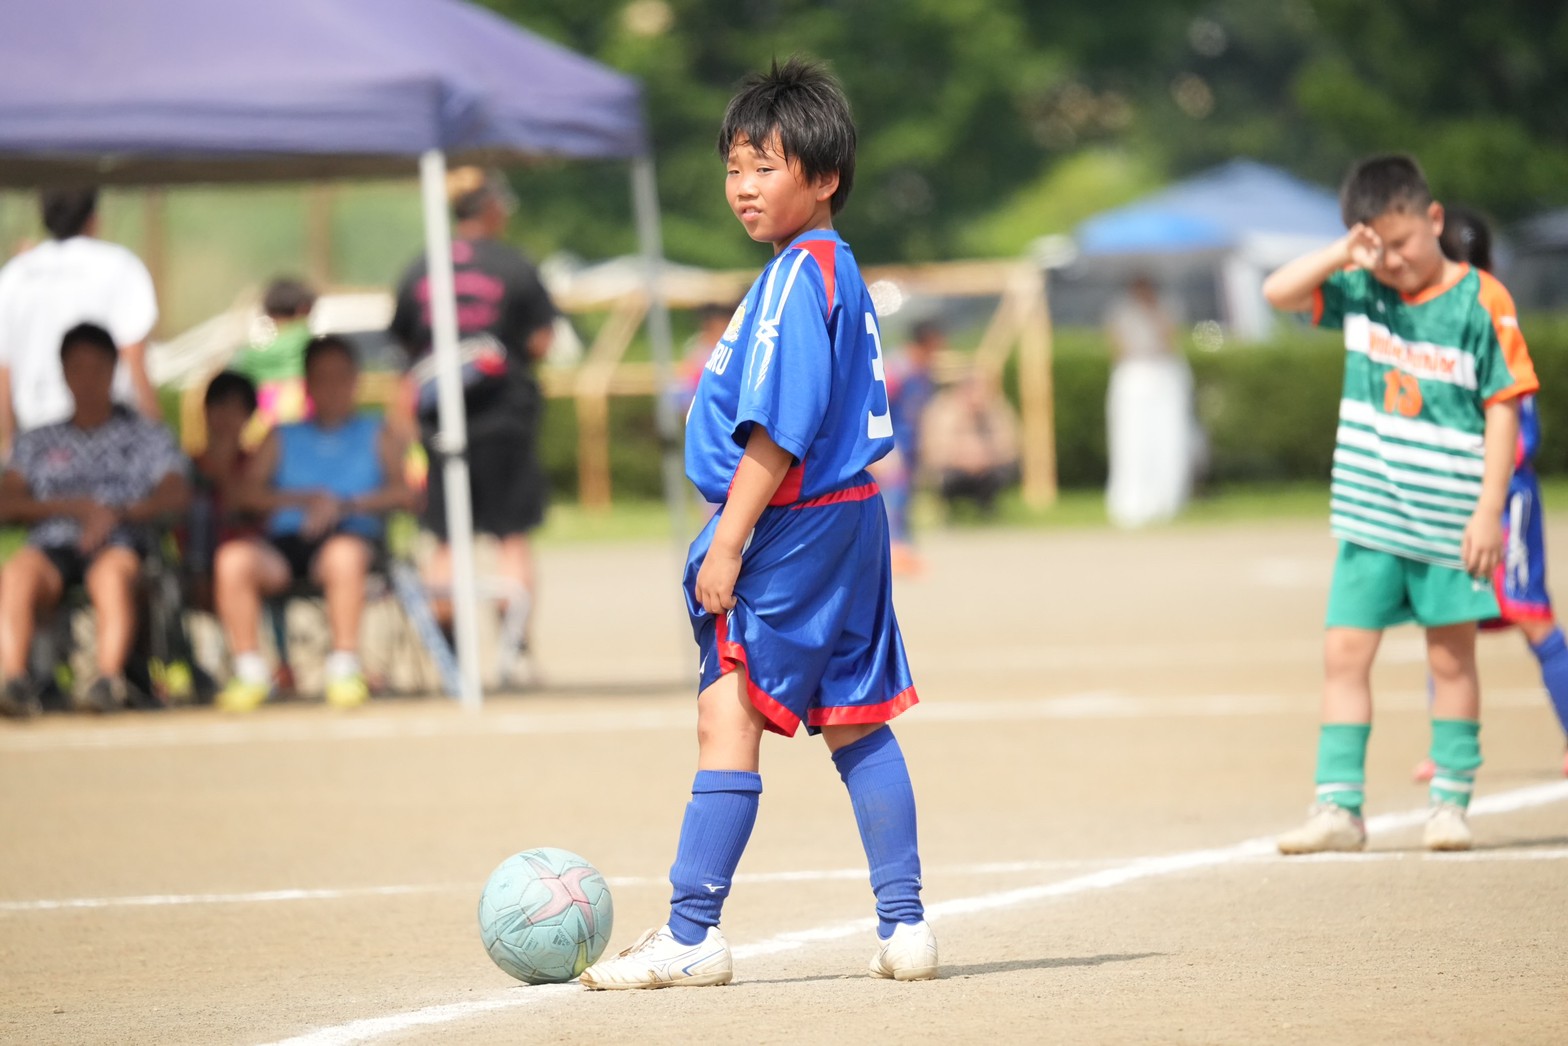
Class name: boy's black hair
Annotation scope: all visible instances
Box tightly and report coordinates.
[1339,154,1433,227]
[40,187,99,240]
[59,322,117,364]
[1439,203,1493,273]
[696,303,734,325]
[911,319,945,345]
[204,370,259,415]
[263,277,317,319]
[717,57,856,215]
[303,334,358,374]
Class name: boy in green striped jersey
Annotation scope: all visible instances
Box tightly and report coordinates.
[1262,155,1539,853]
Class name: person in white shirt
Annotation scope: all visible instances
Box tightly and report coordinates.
[1103,274,1202,528]
[0,188,162,459]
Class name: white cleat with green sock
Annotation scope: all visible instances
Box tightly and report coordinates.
[868,920,939,980]
[1277,802,1367,854]
[1423,801,1473,851]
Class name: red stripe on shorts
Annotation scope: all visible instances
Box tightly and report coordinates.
[807,685,919,728]
[715,613,802,737]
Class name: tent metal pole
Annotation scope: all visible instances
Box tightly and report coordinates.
[630,154,690,548]
[418,149,484,710]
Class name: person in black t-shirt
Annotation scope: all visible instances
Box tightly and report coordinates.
[389,168,556,674]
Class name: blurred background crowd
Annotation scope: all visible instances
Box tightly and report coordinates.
[1,0,1564,714]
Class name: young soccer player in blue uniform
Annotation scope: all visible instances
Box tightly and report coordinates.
[1411,206,1568,781]
[580,58,936,989]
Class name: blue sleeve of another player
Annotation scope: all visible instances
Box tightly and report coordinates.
[734,250,832,461]
[1518,395,1540,468]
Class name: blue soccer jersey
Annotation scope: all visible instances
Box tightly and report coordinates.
[685,231,894,504]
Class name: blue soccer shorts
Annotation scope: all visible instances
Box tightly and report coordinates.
[1488,473,1553,628]
[684,477,918,737]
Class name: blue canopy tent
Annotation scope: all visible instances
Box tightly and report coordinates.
[1077,159,1344,256]
[0,0,681,708]
[1070,160,1345,338]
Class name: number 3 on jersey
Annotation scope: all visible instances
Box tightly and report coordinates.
[866,312,894,439]
[1383,370,1422,418]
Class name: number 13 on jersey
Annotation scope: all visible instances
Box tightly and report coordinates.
[866,311,893,439]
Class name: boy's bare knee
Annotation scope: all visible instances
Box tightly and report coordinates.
[1426,623,1478,681]
[1323,627,1379,677]
[214,540,256,583]
[315,537,369,582]
[695,671,767,767]
[821,722,884,753]
[3,548,62,609]
[87,547,139,581]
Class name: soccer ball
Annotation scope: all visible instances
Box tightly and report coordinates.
[477,847,614,984]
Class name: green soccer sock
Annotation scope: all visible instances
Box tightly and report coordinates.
[1314,723,1371,815]
[1429,719,1481,808]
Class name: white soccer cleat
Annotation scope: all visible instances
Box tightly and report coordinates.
[868,920,939,981]
[1277,802,1367,855]
[1423,802,1474,852]
[578,925,732,990]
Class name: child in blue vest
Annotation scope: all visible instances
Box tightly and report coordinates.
[213,336,412,711]
[581,58,935,989]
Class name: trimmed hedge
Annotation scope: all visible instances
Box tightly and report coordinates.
[534,315,1568,499]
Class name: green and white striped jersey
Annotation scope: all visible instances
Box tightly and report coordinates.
[1314,264,1538,569]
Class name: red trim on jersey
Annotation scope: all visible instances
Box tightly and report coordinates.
[795,239,837,318]
[807,685,920,728]
[767,463,805,506]
[790,480,880,510]
[714,614,801,737]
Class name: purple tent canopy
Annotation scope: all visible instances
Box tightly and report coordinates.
[0,0,646,185]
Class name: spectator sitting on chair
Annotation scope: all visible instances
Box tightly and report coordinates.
[184,371,261,613]
[0,323,190,718]
[213,336,412,713]
[921,371,1021,518]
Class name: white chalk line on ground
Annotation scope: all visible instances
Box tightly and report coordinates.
[0,858,1129,915]
[255,779,1568,1046]
[0,685,1551,753]
[14,846,1568,917]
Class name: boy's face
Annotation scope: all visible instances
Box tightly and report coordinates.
[305,350,358,422]
[62,344,115,414]
[1364,202,1448,296]
[204,397,251,449]
[726,132,839,252]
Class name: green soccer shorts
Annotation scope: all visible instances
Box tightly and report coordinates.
[1325,540,1500,630]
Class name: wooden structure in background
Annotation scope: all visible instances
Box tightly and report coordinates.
[174,258,1057,510]
[547,258,1058,511]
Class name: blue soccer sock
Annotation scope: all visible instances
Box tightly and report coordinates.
[1528,627,1568,739]
[831,727,924,939]
[666,770,762,946]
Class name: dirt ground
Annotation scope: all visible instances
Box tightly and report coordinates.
[2,518,1566,1045]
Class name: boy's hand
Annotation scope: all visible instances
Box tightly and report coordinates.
[77,502,120,553]
[302,492,341,540]
[1345,223,1383,271]
[695,545,742,616]
[1461,509,1504,580]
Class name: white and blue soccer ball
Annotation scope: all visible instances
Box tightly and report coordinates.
[478,847,614,984]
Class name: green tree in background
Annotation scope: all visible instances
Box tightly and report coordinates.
[481,0,1566,268]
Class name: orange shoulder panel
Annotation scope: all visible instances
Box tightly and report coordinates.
[1476,270,1539,407]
